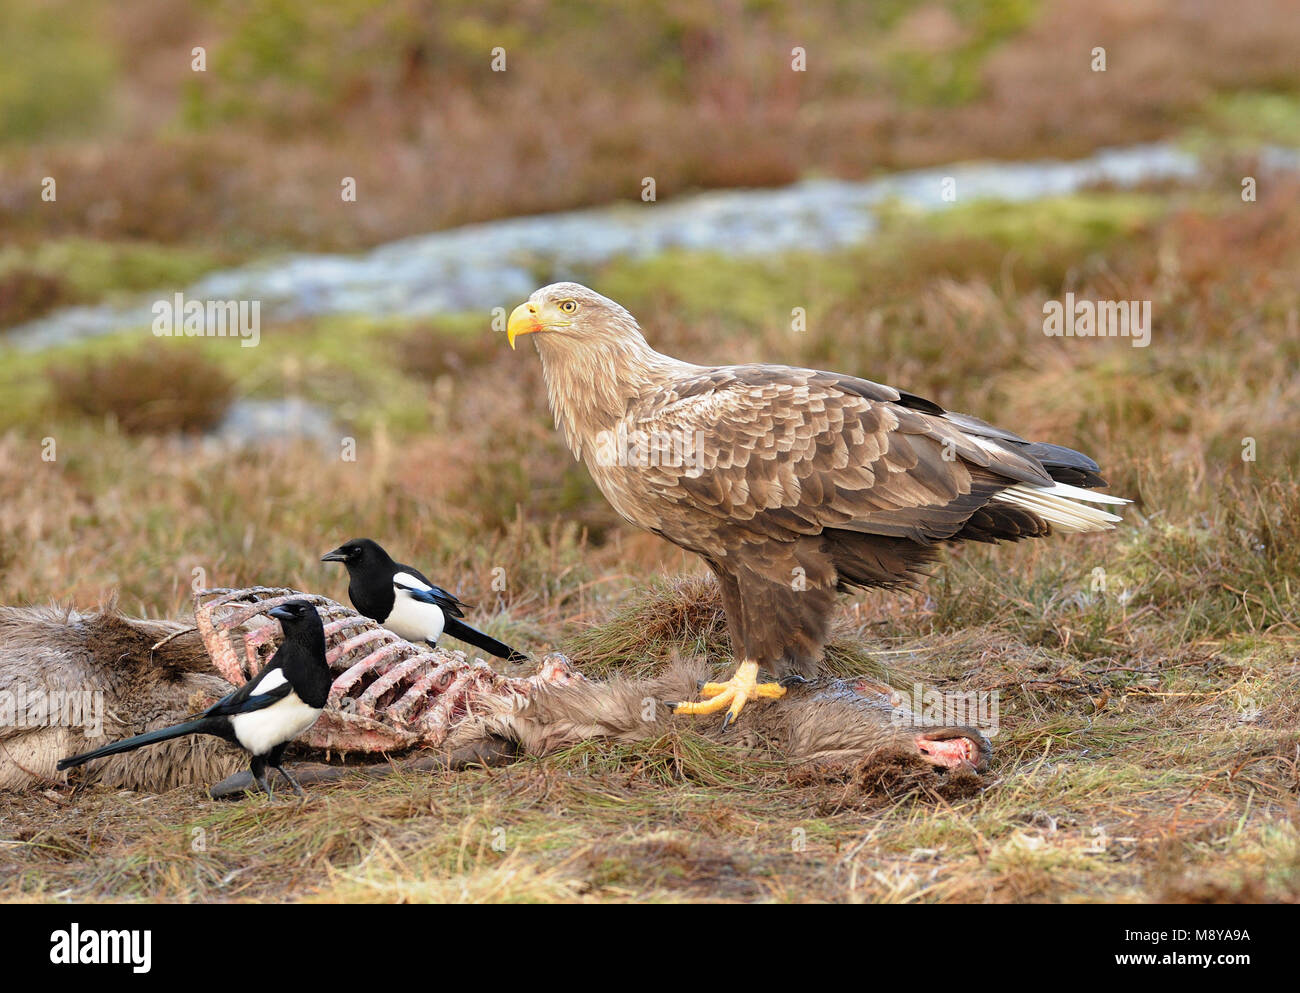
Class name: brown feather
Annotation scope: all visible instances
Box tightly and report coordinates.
[521,283,1118,680]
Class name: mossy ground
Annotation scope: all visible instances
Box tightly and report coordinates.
[1,0,1298,903]
[2,176,1298,902]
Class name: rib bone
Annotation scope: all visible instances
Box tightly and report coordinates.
[194,586,576,756]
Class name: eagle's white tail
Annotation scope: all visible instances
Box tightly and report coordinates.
[993,480,1129,533]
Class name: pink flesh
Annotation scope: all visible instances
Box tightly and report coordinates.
[328,628,393,667]
[426,671,479,731]
[323,616,373,640]
[328,643,413,702]
[200,590,992,771]
[355,657,428,716]
[390,662,461,723]
[914,734,977,769]
[224,595,320,631]
[197,588,343,683]
[537,656,584,685]
[196,588,556,754]
[300,711,419,753]
[199,589,993,775]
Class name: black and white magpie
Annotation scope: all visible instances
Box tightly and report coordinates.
[321,537,527,662]
[58,600,331,799]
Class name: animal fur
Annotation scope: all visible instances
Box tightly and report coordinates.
[1,605,990,794]
[0,604,243,791]
[459,657,991,770]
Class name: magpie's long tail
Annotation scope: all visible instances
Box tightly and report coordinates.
[441,617,528,662]
[57,718,214,771]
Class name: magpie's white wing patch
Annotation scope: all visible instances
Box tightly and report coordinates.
[393,571,433,593]
[247,667,288,694]
[230,691,322,756]
[385,583,447,644]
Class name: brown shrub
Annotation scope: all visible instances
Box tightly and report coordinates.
[391,324,502,383]
[47,346,235,435]
[3,0,1299,251]
[0,269,71,328]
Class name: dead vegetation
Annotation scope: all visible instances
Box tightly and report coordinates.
[4,0,1300,253]
[1,0,1299,904]
[47,346,235,435]
[1,579,1294,902]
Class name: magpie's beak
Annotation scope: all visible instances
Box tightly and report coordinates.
[267,605,295,622]
[321,548,348,563]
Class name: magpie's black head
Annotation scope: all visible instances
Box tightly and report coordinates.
[321,538,393,574]
[268,600,324,636]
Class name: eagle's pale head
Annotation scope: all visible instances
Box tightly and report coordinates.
[506,282,642,350]
[505,282,676,458]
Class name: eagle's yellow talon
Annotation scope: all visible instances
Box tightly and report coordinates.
[671,693,732,716]
[670,661,785,725]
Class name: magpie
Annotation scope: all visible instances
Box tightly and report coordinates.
[322,537,527,662]
[58,601,331,799]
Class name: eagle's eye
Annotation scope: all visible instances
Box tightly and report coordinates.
[559,299,578,314]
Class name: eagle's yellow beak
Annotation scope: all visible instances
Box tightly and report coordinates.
[507,300,573,349]
[507,302,541,350]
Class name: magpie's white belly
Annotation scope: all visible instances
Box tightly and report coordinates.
[231,692,322,756]
[384,592,445,645]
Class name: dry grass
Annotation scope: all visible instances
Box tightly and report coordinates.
[2,600,1295,903]
[2,0,1300,253]
[0,268,70,327]
[47,345,235,435]
[1,0,1299,902]
[1,175,1298,902]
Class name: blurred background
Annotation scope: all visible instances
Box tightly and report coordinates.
[0,0,1297,652]
[2,0,1300,906]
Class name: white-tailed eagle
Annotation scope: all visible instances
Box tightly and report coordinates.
[507,283,1127,726]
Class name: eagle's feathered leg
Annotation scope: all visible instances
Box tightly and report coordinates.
[671,544,836,727]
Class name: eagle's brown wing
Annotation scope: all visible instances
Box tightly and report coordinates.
[627,364,1062,558]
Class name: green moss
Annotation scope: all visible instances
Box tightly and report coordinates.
[0,310,480,436]
[889,192,1172,254]
[884,0,1042,107]
[0,3,116,142]
[587,192,1176,340]
[1193,90,1300,149]
[0,239,231,306]
[593,251,860,331]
